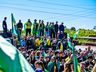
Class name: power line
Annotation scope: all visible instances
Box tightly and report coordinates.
[1,2,95,14]
[0,5,96,19]
[44,15,95,21]
[0,3,96,18]
[0,2,72,11]
[28,0,96,11]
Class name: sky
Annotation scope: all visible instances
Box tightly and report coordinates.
[0,0,96,30]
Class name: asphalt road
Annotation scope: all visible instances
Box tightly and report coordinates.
[75,45,96,51]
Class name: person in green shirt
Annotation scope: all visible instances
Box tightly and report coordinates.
[50,22,55,38]
[45,22,50,36]
[32,19,38,37]
[38,20,42,36]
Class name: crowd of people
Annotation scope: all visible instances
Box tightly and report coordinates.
[2,17,96,72]
[11,35,95,72]
[2,17,65,39]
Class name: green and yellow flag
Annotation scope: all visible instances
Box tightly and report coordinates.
[73,30,79,39]
[67,33,80,72]
[11,13,17,35]
[73,48,80,72]
[67,33,73,50]
[0,36,35,72]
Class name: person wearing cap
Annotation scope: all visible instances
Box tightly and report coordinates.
[25,19,32,36]
[2,17,7,33]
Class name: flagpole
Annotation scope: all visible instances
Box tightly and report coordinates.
[11,13,13,34]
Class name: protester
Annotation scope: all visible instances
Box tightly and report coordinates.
[33,19,38,37]
[45,22,50,37]
[17,20,23,35]
[54,21,59,38]
[8,35,96,72]
[39,20,45,36]
[17,20,23,41]
[59,22,64,33]
[2,17,7,33]
[25,19,32,36]
[2,18,96,72]
[35,61,43,72]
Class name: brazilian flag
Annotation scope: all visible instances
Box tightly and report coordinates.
[0,36,35,72]
[11,13,17,35]
[67,33,80,72]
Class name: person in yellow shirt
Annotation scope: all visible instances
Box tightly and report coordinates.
[25,19,32,36]
[35,37,41,49]
[46,37,51,48]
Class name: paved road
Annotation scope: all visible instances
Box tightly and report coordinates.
[75,45,96,51]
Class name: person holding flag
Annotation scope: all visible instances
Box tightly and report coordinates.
[67,32,81,72]
[24,19,32,36]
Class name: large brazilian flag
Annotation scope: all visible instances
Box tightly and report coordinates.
[0,36,35,72]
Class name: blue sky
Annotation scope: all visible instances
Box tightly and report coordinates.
[0,0,96,30]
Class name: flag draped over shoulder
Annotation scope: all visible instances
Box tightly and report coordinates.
[67,33,80,72]
[0,36,35,72]
[11,13,17,35]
